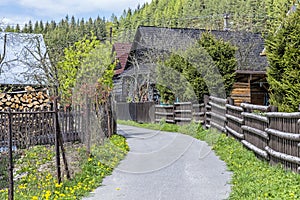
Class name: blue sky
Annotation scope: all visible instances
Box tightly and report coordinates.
[0,0,151,27]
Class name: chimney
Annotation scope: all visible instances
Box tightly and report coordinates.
[223,14,230,31]
[109,26,112,44]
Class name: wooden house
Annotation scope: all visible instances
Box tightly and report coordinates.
[115,26,268,105]
[112,43,132,102]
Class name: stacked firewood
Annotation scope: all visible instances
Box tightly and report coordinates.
[0,86,50,111]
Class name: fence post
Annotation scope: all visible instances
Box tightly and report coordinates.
[86,98,91,155]
[7,109,13,200]
[55,100,71,180]
[204,95,209,128]
[53,100,61,184]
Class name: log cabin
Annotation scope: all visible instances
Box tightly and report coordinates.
[114,26,269,105]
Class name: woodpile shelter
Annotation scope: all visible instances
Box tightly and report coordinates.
[0,86,50,111]
[0,32,51,110]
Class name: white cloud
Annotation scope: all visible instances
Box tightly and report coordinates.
[1,15,32,28]
[18,0,152,17]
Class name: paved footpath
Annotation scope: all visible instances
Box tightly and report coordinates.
[83,124,232,200]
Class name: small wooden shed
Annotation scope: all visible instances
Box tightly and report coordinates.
[230,70,268,106]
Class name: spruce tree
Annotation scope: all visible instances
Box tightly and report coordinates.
[266,5,300,112]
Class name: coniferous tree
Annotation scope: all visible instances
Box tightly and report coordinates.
[28,20,33,33]
[15,24,21,32]
[266,5,300,112]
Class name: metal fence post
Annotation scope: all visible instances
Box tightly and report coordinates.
[53,99,61,184]
[8,109,13,200]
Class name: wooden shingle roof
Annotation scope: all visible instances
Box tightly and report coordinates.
[127,26,268,72]
[112,43,132,75]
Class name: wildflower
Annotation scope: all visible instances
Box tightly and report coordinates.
[55,182,62,188]
[31,196,38,200]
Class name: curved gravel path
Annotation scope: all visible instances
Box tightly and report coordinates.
[83,124,232,200]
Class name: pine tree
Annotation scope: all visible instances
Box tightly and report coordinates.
[15,24,21,32]
[28,20,33,33]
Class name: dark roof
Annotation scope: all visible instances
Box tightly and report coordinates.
[127,26,268,71]
[112,43,132,75]
[0,32,50,85]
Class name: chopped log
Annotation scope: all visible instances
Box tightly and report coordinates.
[0,93,5,98]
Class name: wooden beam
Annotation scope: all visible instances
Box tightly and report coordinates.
[266,112,300,118]
[226,104,244,112]
[240,103,269,112]
[242,140,269,159]
[241,112,268,123]
[226,125,244,139]
[242,125,269,140]
[209,96,227,104]
[265,146,300,165]
[265,128,300,141]
[226,114,244,124]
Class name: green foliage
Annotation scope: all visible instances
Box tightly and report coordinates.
[57,35,100,103]
[57,35,114,105]
[156,32,236,102]
[117,0,294,38]
[198,32,237,97]
[266,5,300,112]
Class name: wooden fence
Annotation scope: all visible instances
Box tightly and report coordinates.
[0,100,112,199]
[0,107,87,150]
[133,97,299,173]
[115,97,300,172]
[116,102,155,123]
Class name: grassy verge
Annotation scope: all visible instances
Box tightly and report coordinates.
[0,134,129,200]
[118,120,300,199]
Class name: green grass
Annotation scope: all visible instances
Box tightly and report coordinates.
[0,134,129,200]
[119,120,300,200]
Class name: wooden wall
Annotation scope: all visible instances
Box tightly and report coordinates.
[230,82,251,106]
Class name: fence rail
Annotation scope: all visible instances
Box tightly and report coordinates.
[117,97,300,173]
